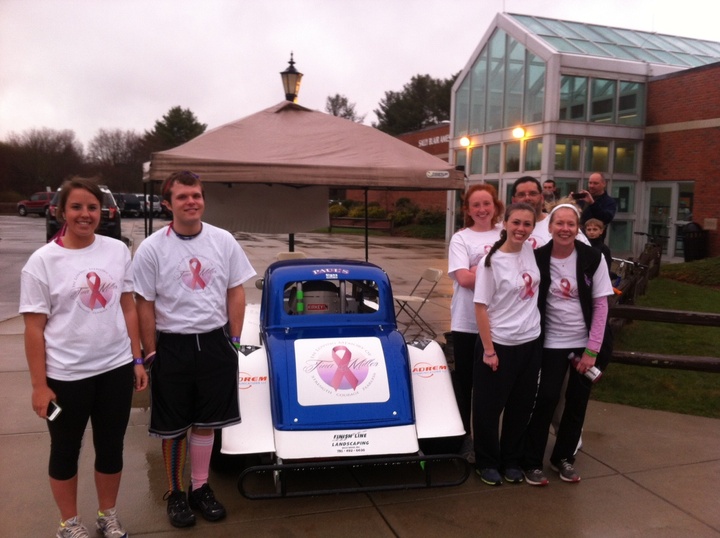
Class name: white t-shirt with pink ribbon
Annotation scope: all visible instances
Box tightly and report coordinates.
[132,222,256,334]
[543,250,614,349]
[473,242,541,346]
[448,225,502,333]
[20,236,134,381]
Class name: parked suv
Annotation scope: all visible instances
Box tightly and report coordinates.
[17,191,53,216]
[46,186,122,242]
[114,193,142,217]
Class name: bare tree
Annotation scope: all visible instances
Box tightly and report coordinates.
[325,94,366,123]
[4,128,85,194]
[86,129,145,191]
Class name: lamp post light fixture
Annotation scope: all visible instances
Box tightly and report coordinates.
[512,126,526,139]
[460,136,471,147]
[280,52,303,103]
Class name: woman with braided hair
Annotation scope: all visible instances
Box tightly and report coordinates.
[471,203,542,486]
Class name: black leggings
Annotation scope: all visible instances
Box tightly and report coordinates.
[46,362,134,480]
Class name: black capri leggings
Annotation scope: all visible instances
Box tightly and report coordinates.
[46,362,134,480]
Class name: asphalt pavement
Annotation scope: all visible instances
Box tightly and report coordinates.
[1,215,719,537]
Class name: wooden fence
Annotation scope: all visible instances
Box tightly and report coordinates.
[609,305,720,373]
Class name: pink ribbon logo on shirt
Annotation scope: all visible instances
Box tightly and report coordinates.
[520,272,535,300]
[188,258,206,290]
[560,278,572,298]
[86,272,108,309]
[330,345,359,390]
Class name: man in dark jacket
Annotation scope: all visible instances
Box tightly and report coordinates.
[574,173,617,239]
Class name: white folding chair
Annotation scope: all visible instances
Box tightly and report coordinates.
[394,268,443,338]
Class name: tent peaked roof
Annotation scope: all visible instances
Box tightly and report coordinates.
[149,101,464,190]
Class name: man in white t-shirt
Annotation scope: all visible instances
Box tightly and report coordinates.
[133,171,256,529]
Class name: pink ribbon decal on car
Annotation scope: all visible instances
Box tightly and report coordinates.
[189,258,206,290]
[330,345,359,390]
[520,272,535,299]
[560,278,572,298]
[86,272,107,309]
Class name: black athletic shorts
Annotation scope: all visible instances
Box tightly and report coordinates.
[149,327,240,438]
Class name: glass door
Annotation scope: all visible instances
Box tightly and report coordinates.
[643,182,694,259]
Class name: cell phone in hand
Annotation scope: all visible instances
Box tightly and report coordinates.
[47,400,62,421]
[571,192,585,200]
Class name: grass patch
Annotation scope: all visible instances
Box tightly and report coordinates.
[593,263,720,418]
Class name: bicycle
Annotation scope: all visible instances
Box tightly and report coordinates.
[633,231,668,279]
[610,256,649,306]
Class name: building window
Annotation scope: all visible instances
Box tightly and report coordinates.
[614,142,637,174]
[469,147,483,175]
[611,180,636,213]
[555,178,581,199]
[469,49,487,135]
[555,138,581,170]
[590,79,617,123]
[523,52,545,123]
[455,149,467,171]
[504,39,525,128]
[487,144,501,173]
[608,220,633,253]
[586,140,609,172]
[505,142,520,172]
[560,76,588,121]
[525,138,542,170]
[618,81,645,126]
[487,30,506,131]
[453,76,470,137]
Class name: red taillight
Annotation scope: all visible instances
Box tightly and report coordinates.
[108,207,117,218]
[49,205,57,217]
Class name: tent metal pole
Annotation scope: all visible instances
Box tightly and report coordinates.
[289,233,295,252]
[364,189,369,262]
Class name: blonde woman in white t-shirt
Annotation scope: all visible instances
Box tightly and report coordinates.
[20,177,147,538]
[472,203,542,487]
[448,184,504,460]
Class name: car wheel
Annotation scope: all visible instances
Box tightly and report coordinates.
[18,206,27,216]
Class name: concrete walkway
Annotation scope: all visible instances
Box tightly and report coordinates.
[1,220,719,536]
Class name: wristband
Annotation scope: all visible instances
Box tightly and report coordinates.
[483,351,497,358]
[231,336,241,350]
[133,357,144,366]
[584,348,598,358]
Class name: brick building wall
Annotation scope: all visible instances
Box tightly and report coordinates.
[342,124,451,213]
[643,62,720,257]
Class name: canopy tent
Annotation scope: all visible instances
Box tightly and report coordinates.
[147,101,465,257]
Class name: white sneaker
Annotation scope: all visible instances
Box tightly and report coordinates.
[96,507,128,538]
[56,516,90,538]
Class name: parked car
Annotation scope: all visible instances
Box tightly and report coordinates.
[46,186,122,242]
[17,191,53,216]
[137,193,162,217]
[114,193,142,217]
[218,259,468,497]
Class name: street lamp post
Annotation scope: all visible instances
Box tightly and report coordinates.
[280,53,303,103]
[280,53,303,251]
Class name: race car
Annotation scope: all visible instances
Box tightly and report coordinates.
[219,259,468,498]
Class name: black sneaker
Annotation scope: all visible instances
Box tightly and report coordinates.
[189,483,227,522]
[163,490,196,528]
[503,467,525,484]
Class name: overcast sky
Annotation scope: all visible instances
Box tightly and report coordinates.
[1,0,718,148]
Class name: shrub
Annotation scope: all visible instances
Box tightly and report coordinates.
[416,209,445,225]
[329,203,348,218]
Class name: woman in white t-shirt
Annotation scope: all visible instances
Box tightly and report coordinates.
[472,203,542,486]
[448,184,503,458]
[522,203,614,486]
[20,178,147,538]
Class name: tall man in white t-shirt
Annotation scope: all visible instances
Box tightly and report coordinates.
[133,171,256,529]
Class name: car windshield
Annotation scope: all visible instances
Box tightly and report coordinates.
[283,279,380,315]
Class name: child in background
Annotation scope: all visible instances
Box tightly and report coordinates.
[583,218,612,273]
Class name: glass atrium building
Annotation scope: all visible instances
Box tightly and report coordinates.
[450,13,720,256]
